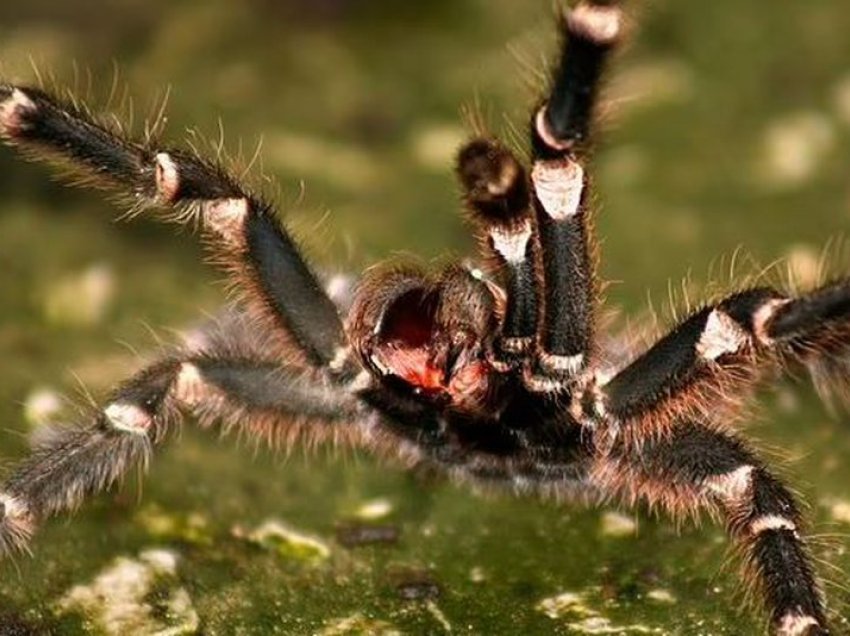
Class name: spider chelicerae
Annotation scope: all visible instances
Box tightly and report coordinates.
[0,2,845,634]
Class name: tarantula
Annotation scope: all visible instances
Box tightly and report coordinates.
[0,1,844,633]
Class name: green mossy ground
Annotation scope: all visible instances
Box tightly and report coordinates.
[1,0,850,633]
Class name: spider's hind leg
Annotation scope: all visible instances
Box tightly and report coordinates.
[0,85,352,376]
[595,421,829,634]
[0,345,362,558]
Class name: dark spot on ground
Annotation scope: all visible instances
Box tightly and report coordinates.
[389,568,441,601]
[335,521,400,548]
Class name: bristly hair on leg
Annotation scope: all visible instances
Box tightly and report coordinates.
[0,83,352,374]
[0,491,35,557]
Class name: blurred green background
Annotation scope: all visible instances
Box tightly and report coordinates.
[1,0,850,633]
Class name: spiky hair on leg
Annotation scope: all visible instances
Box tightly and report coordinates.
[0,84,352,373]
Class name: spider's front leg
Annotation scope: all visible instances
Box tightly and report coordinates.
[527,1,621,387]
[588,280,850,446]
[0,342,362,558]
[593,421,828,635]
[0,85,351,376]
[457,1,622,392]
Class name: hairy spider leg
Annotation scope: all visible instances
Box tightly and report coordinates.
[0,85,351,376]
[456,1,622,391]
[0,347,362,558]
[590,281,850,448]
[592,421,827,635]
[525,1,622,391]
[591,288,780,446]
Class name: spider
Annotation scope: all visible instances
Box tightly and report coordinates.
[0,1,844,634]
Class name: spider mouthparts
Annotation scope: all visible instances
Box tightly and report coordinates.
[376,345,445,393]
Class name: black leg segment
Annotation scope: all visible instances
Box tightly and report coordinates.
[594,288,784,438]
[594,280,850,443]
[523,2,623,391]
[532,1,622,158]
[531,157,593,379]
[766,279,850,340]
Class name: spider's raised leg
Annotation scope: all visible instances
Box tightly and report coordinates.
[0,85,350,375]
[593,421,828,635]
[457,1,622,388]
[0,345,362,558]
[528,1,621,389]
[589,280,850,446]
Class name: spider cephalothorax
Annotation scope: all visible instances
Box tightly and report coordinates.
[0,2,845,634]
